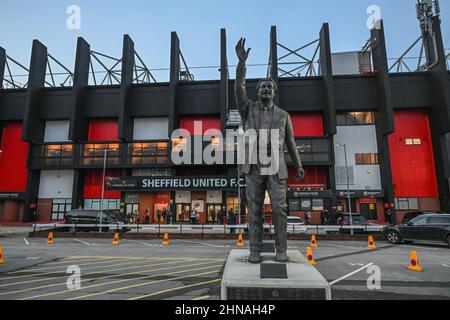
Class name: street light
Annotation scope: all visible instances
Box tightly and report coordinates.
[99,146,117,232]
[336,143,354,235]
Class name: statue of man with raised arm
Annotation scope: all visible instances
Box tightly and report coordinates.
[235,38,305,263]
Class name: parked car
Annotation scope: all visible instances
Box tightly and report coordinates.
[401,211,447,224]
[327,213,382,234]
[287,216,306,234]
[384,214,450,246]
[64,209,130,233]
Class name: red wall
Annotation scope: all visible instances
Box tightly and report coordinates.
[88,119,119,141]
[0,122,28,191]
[290,113,324,137]
[388,109,438,197]
[84,169,121,199]
[287,166,328,188]
[179,115,221,135]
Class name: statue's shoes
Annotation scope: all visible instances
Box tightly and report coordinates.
[248,251,261,264]
[275,251,288,262]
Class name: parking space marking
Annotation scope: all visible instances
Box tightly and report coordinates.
[317,245,396,262]
[23,238,30,245]
[69,267,222,300]
[0,258,199,297]
[176,239,229,248]
[329,263,373,286]
[192,295,211,301]
[6,259,218,296]
[124,240,162,247]
[129,279,221,300]
[320,242,364,250]
[8,257,130,273]
[73,239,91,246]
[68,256,224,261]
[21,263,222,300]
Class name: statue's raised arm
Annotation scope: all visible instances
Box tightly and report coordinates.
[235,38,251,118]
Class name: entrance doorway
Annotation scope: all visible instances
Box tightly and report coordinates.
[126,203,139,223]
[360,202,377,221]
[206,204,221,224]
[176,204,190,223]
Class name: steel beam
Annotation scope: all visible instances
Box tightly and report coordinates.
[427,16,450,212]
[0,47,5,89]
[22,40,47,143]
[118,34,135,141]
[220,28,228,131]
[269,26,279,106]
[371,20,396,222]
[69,37,90,142]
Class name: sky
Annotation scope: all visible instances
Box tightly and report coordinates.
[0,0,449,81]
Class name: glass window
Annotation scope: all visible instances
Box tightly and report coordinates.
[300,199,312,211]
[51,198,72,221]
[128,141,169,165]
[408,198,419,210]
[355,153,379,165]
[337,112,375,126]
[312,199,324,211]
[288,199,301,211]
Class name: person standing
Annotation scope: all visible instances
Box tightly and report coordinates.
[210,208,216,224]
[144,208,151,224]
[156,209,162,224]
[190,208,197,224]
[305,210,312,225]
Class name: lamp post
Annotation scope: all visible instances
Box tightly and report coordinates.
[99,146,117,232]
[336,143,354,235]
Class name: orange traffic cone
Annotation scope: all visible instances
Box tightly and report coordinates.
[47,232,54,244]
[237,234,245,247]
[408,251,423,272]
[162,233,170,246]
[0,245,4,264]
[311,235,318,248]
[368,236,377,249]
[112,232,120,245]
[306,247,317,266]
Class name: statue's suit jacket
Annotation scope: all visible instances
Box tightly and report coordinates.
[235,63,303,180]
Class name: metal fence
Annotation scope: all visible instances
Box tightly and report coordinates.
[32,223,385,238]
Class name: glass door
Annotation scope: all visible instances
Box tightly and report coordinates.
[126,203,139,223]
[206,204,222,224]
[176,204,191,223]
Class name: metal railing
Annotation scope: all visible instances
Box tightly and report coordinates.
[32,223,385,238]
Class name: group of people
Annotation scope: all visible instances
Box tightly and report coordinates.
[208,208,237,225]
[126,207,172,225]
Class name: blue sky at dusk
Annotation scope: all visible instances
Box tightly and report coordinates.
[0,0,449,80]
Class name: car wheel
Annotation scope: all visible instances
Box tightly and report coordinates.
[386,230,401,244]
[446,235,450,247]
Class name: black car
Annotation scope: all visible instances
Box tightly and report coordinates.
[65,209,130,232]
[401,211,447,224]
[384,214,450,246]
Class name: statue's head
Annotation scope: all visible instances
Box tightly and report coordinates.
[256,78,277,103]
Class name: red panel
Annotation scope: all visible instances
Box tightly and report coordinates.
[388,109,438,197]
[287,166,328,188]
[290,113,324,137]
[0,122,29,191]
[179,116,221,135]
[88,119,119,141]
[83,170,121,199]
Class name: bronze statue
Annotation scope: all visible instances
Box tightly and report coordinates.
[235,38,305,263]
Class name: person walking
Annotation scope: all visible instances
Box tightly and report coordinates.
[190,208,197,224]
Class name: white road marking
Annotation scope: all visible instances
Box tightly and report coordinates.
[348,263,365,267]
[177,239,227,248]
[125,240,162,247]
[443,264,449,268]
[329,263,374,286]
[23,238,30,245]
[73,238,91,246]
[322,242,364,250]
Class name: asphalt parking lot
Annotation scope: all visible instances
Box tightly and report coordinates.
[0,236,449,300]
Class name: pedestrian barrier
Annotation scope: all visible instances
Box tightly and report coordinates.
[0,245,4,264]
[306,247,317,266]
[367,236,377,249]
[408,251,423,272]
[47,232,54,244]
[112,232,120,245]
[162,233,170,246]
[237,234,245,247]
[311,235,318,248]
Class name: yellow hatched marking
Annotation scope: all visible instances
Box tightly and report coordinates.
[130,279,220,300]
